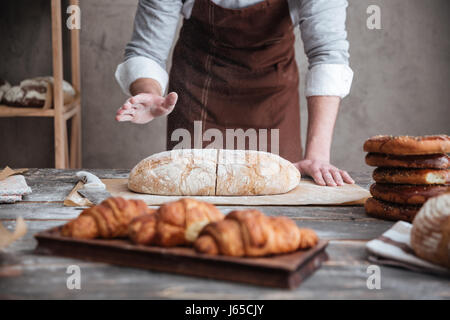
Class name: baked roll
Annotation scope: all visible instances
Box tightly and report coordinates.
[365,153,449,169]
[364,197,421,222]
[369,183,450,205]
[61,197,151,239]
[373,168,450,185]
[411,194,450,269]
[194,209,318,257]
[128,198,224,246]
[363,135,450,155]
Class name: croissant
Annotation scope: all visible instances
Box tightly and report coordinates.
[128,198,224,247]
[61,197,152,239]
[194,209,318,257]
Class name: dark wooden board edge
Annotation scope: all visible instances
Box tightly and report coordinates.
[34,227,328,272]
[34,228,329,289]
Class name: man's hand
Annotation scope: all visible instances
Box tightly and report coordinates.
[295,159,354,186]
[302,96,355,186]
[116,78,178,124]
[116,92,178,124]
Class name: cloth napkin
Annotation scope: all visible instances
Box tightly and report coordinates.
[0,169,32,203]
[366,221,449,276]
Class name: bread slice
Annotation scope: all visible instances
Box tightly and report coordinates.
[128,149,301,196]
[216,149,300,195]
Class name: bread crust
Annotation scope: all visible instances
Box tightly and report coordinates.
[365,153,449,169]
[128,198,224,246]
[128,149,218,196]
[129,149,301,196]
[363,135,450,155]
[216,149,300,196]
[373,167,450,185]
[194,209,318,257]
[2,77,75,108]
[370,183,450,205]
[411,194,450,268]
[61,197,151,239]
[364,197,421,222]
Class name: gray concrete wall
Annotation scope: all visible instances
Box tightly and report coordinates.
[1,0,449,171]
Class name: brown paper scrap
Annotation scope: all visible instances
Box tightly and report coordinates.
[0,166,28,181]
[64,181,93,207]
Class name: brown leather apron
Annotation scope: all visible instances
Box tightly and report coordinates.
[167,0,302,162]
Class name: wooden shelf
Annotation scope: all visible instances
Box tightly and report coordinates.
[0,92,80,118]
[3,0,82,169]
[0,105,55,117]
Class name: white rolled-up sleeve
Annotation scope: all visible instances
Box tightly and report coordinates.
[115,56,169,96]
[305,64,353,98]
[115,0,182,96]
[297,0,354,98]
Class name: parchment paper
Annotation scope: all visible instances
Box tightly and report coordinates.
[63,181,93,207]
[101,178,370,206]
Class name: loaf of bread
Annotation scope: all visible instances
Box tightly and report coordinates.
[128,198,224,246]
[128,149,300,196]
[194,209,318,257]
[61,197,151,239]
[3,76,75,108]
[411,194,450,269]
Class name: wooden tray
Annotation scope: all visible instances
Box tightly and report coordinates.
[35,227,329,289]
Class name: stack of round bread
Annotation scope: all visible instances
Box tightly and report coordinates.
[363,135,450,222]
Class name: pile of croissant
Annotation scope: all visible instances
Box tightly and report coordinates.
[61,197,319,257]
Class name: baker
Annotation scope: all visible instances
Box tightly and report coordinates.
[115,0,355,187]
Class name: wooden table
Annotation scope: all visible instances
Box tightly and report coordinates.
[0,169,448,299]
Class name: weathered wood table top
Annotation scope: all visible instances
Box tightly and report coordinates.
[0,169,448,299]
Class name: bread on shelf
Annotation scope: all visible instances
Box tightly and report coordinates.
[2,76,76,109]
[0,79,11,103]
